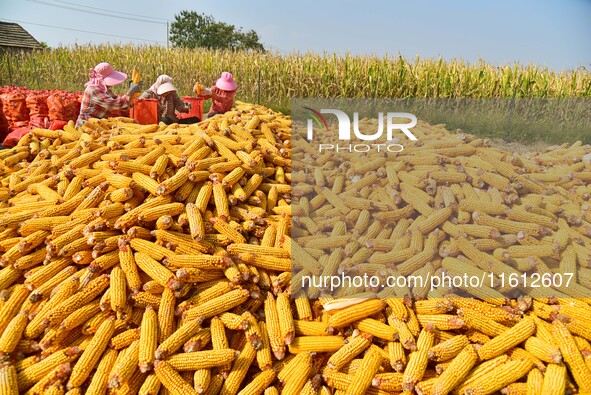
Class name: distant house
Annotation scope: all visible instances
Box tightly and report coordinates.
[0,21,44,52]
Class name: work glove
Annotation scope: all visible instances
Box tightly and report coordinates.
[126,82,143,97]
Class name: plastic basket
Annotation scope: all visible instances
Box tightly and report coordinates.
[130,98,158,125]
[177,96,204,121]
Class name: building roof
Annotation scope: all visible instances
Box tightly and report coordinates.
[0,21,43,50]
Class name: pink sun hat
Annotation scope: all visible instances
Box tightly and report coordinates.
[94,62,127,86]
[215,72,238,91]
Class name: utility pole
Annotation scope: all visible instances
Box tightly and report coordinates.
[166,21,169,49]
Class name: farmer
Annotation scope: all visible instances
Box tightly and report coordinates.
[76,62,142,127]
[140,75,200,125]
[198,71,238,118]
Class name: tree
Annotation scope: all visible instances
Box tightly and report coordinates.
[169,10,265,51]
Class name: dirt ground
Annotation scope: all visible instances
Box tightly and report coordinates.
[488,139,558,154]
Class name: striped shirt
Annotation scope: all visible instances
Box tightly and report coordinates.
[76,86,129,126]
[204,86,236,115]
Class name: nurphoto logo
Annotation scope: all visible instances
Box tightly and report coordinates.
[304,106,418,153]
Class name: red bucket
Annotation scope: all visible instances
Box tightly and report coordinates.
[130,98,158,125]
[177,96,204,121]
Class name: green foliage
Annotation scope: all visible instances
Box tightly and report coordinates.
[169,10,264,51]
[1,44,589,109]
[1,44,590,143]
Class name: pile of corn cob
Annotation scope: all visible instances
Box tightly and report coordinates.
[0,102,590,395]
[289,117,591,394]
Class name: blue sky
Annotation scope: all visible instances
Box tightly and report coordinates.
[1,0,590,71]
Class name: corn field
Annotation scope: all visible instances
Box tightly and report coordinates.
[1,44,590,110]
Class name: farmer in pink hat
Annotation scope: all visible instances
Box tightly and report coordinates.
[198,71,238,117]
[140,75,199,124]
[76,62,142,126]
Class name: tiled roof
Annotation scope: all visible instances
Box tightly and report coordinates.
[0,21,43,50]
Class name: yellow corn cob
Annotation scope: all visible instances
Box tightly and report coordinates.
[264,292,285,360]
[293,320,331,337]
[371,372,404,392]
[539,363,566,395]
[183,328,211,354]
[132,67,141,84]
[477,316,535,360]
[402,324,434,391]
[46,274,109,327]
[427,334,469,362]
[154,360,198,395]
[110,328,140,350]
[155,318,203,359]
[236,369,275,395]
[134,252,181,291]
[138,306,158,373]
[327,299,385,329]
[524,336,562,364]
[457,358,534,395]
[17,347,81,390]
[158,288,176,344]
[526,368,544,395]
[0,364,18,395]
[288,336,345,353]
[431,344,478,395]
[184,370,207,394]
[272,291,294,347]
[281,353,314,394]
[353,318,398,341]
[0,310,29,354]
[138,202,185,223]
[166,349,237,371]
[220,342,256,395]
[253,320,273,371]
[551,319,591,392]
[108,266,126,317]
[416,314,464,331]
[242,311,263,350]
[59,300,101,333]
[182,288,250,322]
[67,317,115,389]
[327,333,372,370]
[108,339,140,389]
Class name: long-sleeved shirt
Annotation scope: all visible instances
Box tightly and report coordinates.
[201,86,236,116]
[76,86,129,126]
[139,90,188,123]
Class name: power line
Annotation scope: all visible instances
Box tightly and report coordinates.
[1,18,165,44]
[53,0,171,22]
[24,0,167,25]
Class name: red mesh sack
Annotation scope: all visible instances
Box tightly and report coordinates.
[0,99,9,143]
[47,93,81,122]
[49,120,68,130]
[26,93,49,128]
[26,93,49,118]
[1,92,30,129]
[2,126,31,148]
